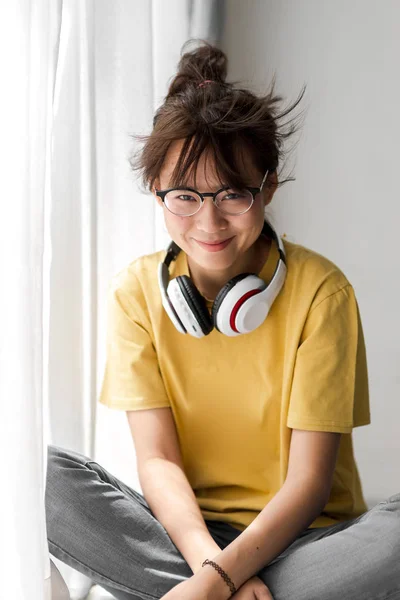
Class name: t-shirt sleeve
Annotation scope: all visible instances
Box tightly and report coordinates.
[287,284,371,434]
[98,271,171,411]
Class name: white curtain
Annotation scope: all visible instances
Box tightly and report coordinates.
[0,1,223,598]
[0,0,62,598]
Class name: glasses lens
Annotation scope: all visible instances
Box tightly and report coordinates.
[164,189,202,216]
[215,188,253,214]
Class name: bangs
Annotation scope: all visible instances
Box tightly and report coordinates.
[168,131,258,191]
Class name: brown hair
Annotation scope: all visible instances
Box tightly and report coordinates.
[129,40,306,194]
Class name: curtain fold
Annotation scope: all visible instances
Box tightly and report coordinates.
[48,0,97,459]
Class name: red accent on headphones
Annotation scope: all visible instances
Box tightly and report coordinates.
[230,289,263,332]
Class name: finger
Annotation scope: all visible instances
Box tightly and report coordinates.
[256,589,274,599]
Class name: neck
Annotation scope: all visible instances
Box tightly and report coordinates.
[187,235,271,302]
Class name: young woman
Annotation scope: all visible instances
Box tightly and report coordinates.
[45,42,400,600]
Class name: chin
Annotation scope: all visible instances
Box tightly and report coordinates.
[193,253,236,270]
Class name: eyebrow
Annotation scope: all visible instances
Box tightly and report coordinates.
[168,180,229,190]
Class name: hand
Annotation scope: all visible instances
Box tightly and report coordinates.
[160,577,212,600]
[160,572,273,600]
[159,568,228,600]
[232,576,274,599]
[159,540,226,599]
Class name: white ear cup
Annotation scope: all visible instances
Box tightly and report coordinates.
[236,294,271,331]
[214,258,287,336]
[158,262,186,334]
[213,275,267,337]
[167,278,208,338]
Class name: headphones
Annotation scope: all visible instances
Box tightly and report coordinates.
[157,219,287,338]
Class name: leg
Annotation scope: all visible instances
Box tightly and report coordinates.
[45,445,235,600]
[256,493,400,600]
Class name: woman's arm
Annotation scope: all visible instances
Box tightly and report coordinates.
[127,407,222,574]
[199,430,341,596]
[139,456,222,573]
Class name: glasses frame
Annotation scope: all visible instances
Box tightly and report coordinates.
[155,169,270,217]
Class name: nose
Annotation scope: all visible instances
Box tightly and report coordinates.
[194,195,228,233]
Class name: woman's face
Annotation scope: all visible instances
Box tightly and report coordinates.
[152,139,277,278]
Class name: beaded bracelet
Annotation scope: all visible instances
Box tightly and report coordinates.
[201,559,237,596]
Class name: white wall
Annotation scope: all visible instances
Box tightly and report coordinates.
[221,0,400,505]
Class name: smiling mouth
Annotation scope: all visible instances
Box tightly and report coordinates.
[193,237,235,252]
[195,237,233,245]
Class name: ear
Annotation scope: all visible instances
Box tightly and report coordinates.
[263,171,278,207]
[151,178,163,208]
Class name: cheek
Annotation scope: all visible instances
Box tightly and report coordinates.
[237,217,266,248]
[164,213,190,237]
[237,214,264,235]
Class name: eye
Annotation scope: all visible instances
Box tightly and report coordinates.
[220,190,248,200]
[177,194,197,201]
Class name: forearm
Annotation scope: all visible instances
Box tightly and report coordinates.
[139,457,221,573]
[201,477,329,598]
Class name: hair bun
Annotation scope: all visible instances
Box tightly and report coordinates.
[166,40,228,98]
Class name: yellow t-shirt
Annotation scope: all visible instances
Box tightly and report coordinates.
[99,238,371,532]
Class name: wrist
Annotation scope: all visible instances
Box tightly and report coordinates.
[196,563,233,600]
[190,540,222,574]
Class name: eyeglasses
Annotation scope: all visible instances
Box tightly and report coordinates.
[155,169,270,217]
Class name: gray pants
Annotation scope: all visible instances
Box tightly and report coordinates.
[45,444,400,600]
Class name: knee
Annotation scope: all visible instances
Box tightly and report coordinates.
[385,492,400,523]
[45,445,90,539]
[47,444,63,464]
[46,444,64,480]
[380,491,400,513]
[387,491,400,506]
[46,445,73,497]
[378,493,400,553]
[46,444,72,482]
[45,446,67,538]
[46,444,90,472]
[45,444,89,501]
